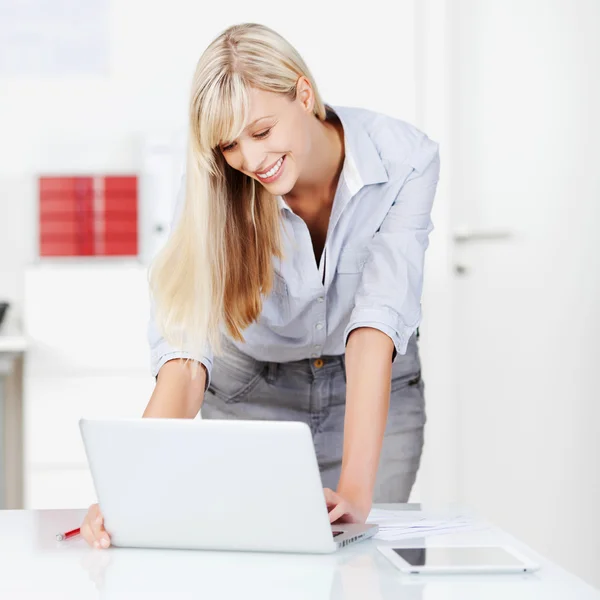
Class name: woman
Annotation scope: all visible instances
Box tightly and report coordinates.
[82,22,439,549]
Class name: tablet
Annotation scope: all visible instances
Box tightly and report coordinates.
[378,545,540,574]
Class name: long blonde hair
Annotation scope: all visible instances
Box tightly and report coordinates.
[149,23,327,360]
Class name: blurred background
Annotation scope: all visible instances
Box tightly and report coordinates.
[0,0,598,589]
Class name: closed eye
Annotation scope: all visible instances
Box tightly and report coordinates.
[253,128,272,139]
[221,127,272,153]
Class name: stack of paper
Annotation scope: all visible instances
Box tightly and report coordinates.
[366,509,489,541]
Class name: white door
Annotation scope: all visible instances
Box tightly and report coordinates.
[445,0,600,587]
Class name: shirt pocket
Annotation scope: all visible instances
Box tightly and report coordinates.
[335,247,369,301]
[260,270,291,327]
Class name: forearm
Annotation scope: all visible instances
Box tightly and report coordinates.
[143,359,206,418]
[338,327,394,509]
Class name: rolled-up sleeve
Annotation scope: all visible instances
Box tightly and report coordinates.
[148,303,213,387]
[343,136,440,357]
[147,174,213,387]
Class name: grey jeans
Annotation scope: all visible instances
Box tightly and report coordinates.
[202,335,426,503]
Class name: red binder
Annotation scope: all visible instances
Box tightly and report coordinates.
[39,175,138,257]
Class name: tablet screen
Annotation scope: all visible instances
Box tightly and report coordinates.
[393,546,526,567]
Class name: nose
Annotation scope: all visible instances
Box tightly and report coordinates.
[238,141,266,174]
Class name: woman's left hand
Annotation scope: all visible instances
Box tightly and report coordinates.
[323,488,371,524]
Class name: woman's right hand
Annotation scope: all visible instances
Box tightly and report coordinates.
[81,503,111,549]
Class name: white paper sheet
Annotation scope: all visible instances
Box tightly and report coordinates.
[367,509,490,541]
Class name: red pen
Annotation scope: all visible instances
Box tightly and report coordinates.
[56,528,80,541]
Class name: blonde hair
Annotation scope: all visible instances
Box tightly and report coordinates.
[149,23,327,362]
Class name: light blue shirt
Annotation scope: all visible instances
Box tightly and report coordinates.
[149,105,440,385]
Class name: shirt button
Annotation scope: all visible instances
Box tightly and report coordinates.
[314,345,321,350]
[315,322,324,331]
[317,296,324,303]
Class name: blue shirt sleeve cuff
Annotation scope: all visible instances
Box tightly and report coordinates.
[343,306,419,359]
[151,350,213,391]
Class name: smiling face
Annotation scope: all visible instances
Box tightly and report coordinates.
[218,82,315,196]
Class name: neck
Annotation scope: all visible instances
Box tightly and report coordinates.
[285,113,345,205]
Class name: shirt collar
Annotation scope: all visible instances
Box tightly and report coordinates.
[276,103,388,210]
[330,104,389,195]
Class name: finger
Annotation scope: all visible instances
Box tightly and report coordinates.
[80,522,95,547]
[88,503,101,522]
[328,502,348,524]
[83,508,100,544]
[323,488,340,506]
[85,508,109,549]
[92,515,111,549]
[81,505,100,548]
[94,528,111,549]
[91,513,103,536]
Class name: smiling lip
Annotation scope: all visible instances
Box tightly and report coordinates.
[254,155,286,183]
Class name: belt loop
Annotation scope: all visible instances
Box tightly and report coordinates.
[266,361,278,384]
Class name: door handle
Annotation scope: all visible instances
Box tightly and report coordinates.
[453,228,513,243]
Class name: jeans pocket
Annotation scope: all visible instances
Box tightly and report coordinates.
[391,369,422,392]
[208,341,266,403]
[390,335,422,392]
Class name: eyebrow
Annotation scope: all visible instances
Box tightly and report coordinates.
[246,115,275,128]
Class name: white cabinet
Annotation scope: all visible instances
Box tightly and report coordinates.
[25,375,154,467]
[24,263,155,508]
[24,263,151,375]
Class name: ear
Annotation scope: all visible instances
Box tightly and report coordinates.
[295,76,314,113]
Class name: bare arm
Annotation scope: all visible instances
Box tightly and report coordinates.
[142,359,207,419]
[337,327,394,516]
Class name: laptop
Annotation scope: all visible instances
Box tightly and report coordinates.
[79,418,378,553]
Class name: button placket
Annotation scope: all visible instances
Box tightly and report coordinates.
[312,298,326,358]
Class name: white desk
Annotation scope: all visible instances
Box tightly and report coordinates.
[0,506,598,599]
[0,334,27,354]
[0,330,27,509]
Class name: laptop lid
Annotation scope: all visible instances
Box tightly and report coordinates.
[79,418,338,553]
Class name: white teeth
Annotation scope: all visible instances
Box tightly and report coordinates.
[257,157,283,179]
